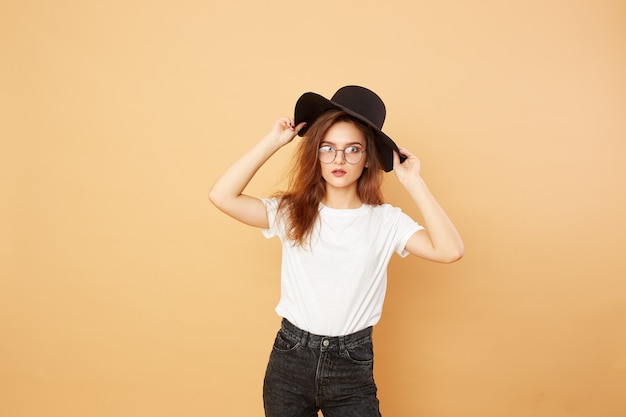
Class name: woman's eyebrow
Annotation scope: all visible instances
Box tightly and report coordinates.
[320,140,365,147]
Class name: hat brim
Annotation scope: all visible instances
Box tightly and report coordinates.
[294,92,404,172]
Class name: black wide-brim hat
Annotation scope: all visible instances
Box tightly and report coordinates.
[294,85,405,172]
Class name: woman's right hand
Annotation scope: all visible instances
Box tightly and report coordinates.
[266,117,307,147]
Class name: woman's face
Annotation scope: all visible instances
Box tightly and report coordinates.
[318,121,368,192]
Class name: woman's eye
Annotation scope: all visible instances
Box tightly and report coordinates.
[345,146,360,154]
[319,146,334,153]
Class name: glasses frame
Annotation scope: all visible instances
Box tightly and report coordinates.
[318,145,366,165]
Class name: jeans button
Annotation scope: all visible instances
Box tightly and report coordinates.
[322,339,329,347]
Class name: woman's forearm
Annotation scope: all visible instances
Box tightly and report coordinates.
[209,135,282,208]
[404,176,464,262]
[209,118,302,227]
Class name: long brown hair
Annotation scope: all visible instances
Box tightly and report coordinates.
[275,109,385,246]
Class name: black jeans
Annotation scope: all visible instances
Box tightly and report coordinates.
[263,319,381,417]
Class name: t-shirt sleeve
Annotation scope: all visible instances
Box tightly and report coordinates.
[261,197,280,239]
[395,211,424,258]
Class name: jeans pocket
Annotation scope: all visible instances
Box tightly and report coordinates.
[272,330,300,353]
[343,342,374,365]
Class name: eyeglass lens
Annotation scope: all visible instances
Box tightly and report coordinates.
[318,146,364,164]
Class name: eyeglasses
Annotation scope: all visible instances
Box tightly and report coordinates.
[318,145,366,164]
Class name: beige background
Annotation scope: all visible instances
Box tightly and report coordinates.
[2,0,625,416]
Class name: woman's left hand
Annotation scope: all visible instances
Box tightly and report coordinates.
[393,146,421,184]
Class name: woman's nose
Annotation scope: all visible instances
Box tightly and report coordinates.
[334,149,346,164]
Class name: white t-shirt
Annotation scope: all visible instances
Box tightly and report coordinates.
[262,197,423,336]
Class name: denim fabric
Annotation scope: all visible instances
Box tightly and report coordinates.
[263,319,381,417]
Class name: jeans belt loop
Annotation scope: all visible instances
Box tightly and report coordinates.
[300,328,308,348]
[339,335,346,353]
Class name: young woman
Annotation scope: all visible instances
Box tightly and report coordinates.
[209,86,463,417]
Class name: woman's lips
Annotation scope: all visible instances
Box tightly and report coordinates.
[331,169,346,177]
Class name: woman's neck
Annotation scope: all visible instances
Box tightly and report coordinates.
[322,188,362,209]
